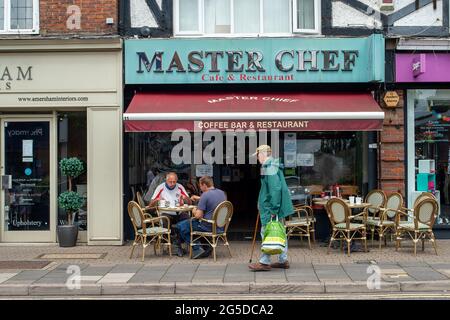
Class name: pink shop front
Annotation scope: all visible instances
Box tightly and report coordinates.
[396,52,450,230]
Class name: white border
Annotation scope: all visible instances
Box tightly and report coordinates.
[0,0,39,35]
[292,0,321,34]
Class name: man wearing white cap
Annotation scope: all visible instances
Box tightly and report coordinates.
[249,145,294,271]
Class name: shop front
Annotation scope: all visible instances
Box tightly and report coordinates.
[0,39,123,245]
[124,35,385,238]
[397,52,450,230]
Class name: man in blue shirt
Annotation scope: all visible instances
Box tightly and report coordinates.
[177,176,227,259]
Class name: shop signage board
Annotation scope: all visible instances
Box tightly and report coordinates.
[125,35,385,84]
[396,53,450,82]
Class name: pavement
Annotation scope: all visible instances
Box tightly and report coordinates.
[1,239,450,297]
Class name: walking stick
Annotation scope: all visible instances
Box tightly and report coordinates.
[249,211,260,263]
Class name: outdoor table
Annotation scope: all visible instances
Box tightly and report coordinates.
[313,198,371,209]
[311,198,371,241]
[156,205,197,216]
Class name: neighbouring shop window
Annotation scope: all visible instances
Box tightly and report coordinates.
[175,0,320,36]
[57,112,87,231]
[0,0,39,34]
[3,120,51,231]
[412,89,450,225]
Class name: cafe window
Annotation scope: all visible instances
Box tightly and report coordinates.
[288,132,362,189]
[174,0,320,36]
[0,0,39,34]
[410,89,450,226]
[57,112,87,231]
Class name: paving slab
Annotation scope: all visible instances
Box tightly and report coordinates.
[98,273,135,284]
[403,267,449,281]
[6,270,50,281]
[80,276,103,282]
[398,261,432,268]
[54,263,89,271]
[192,265,227,283]
[160,264,198,283]
[429,263,450,270]
[80,266,115,276]
[109,264,144,274]
[254,269,287,283]
[285,266,319,282]
[128,265,170,283]
[224,264,255,283]
[313,265,351,281]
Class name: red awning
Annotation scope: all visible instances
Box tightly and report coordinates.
[124,92,384,132]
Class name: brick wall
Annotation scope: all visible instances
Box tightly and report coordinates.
[40,0,118,35]
[379,90,405,197]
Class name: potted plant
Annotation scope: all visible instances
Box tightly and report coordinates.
[57,157,85,247]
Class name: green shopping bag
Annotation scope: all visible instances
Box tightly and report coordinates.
[261,216,287,255]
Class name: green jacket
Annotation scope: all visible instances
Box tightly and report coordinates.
[258,157,294,226]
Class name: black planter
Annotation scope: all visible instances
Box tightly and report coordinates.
[57,225,79,247]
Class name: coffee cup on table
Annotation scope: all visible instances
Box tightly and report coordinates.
[355,197,362,205]
[349,196,355,204]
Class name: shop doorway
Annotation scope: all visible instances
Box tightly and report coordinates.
[215,164,260,239]
[0,117,56,242]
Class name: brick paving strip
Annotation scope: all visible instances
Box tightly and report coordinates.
[0,241,450,296]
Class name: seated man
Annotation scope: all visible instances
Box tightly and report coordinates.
[148,171,192,226]
[177,176,227,259]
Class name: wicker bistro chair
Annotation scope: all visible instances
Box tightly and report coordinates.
[127,201,172,261]
[136,191,147,208]
[354,189,387,222]
[366,192,404,249]
[325,198,368,256]
[189,201,234,261]
[287,204,315,247]
[395,197,439,256]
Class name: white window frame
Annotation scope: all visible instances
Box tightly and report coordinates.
[174,0,320,37]
[292,0,321,34]
[0,0,39,34]
[174,0,203,36]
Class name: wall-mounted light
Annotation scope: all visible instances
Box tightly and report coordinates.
[140,26,151,37]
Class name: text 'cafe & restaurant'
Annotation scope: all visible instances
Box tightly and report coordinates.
[123,35,387,238]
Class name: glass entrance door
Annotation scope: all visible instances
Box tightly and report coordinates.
[1,118,55,242]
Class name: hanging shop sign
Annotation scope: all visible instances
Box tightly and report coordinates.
[125,35,385,84]
[383,91,400,108]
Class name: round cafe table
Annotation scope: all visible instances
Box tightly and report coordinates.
[313,198,371,209]
[311,198,371,241]
[156,205,197,215]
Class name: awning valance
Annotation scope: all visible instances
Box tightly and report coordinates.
[124,92,384,132]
